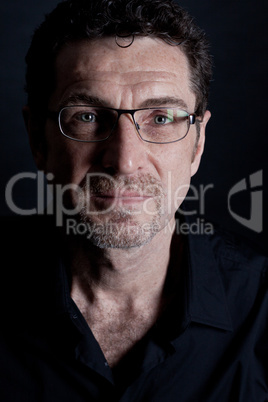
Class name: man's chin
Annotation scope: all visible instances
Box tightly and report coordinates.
[88,224,155,249]
[72,210,163,249]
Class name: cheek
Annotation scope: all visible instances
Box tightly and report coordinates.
[156,141,193,183]
[44,125,98,186]
[154,142,194,211]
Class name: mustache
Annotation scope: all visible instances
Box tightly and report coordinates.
[82,173,165,197]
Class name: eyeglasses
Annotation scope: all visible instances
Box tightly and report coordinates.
[47,105,196,144]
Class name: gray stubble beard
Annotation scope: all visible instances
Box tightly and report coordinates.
[77,173,165,249]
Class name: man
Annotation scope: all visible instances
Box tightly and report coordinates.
[1,0,267,401]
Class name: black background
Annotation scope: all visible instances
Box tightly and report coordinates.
[0,0,267,250]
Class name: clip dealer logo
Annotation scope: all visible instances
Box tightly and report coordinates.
[228,170,263,233]
[4,170,264,234]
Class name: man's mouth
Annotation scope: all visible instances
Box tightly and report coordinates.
[90,191,154,205]
[79,173,165,213]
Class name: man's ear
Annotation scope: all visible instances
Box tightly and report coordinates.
[22,106,47,171]
[191,110,211,177]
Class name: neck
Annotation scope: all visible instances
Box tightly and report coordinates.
[62,218,181,309]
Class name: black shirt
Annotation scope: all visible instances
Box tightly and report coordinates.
[0,215,267,401]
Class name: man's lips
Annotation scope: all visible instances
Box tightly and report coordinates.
[90,192,154,203]
[90,191,155,198]
[85,174,165,201]
[91,191,153,198]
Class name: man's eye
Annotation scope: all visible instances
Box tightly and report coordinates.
[154,115,172,125]
[78,113,96,123]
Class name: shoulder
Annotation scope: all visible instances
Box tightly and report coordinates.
[0,213,53,236]
[0,213,58,255]
[180,212,268,275]
[200,221,267,317]
[0,214,57,254]
[208,224,268,315]
[0,215,60,322]
[207,221,268,276]
[183,214,268,306]
[184,217,268,333]
[0,213,60,264]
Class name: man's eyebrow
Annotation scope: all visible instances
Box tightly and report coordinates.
[139,97,188,110]
[60,94,109,108]
[60,94,189,110]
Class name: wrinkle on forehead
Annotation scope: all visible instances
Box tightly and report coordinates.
[51,37,195,110]
[57,65,181,86]
[55,37,189,81]
[65,76,177,94]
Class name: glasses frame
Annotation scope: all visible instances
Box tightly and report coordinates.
[47,105,197,144]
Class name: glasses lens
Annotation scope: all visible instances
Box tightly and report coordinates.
[59,106,117,142]
[135,108,190,143]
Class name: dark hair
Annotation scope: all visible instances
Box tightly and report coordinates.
[25,0,212,119]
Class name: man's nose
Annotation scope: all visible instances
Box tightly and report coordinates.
[101,114,147,175]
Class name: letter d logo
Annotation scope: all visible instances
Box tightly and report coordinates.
[228,170,263,233]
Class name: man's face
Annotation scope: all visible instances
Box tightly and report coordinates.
[33,37,210,248]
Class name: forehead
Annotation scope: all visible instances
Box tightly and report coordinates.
[51,37,195,109]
